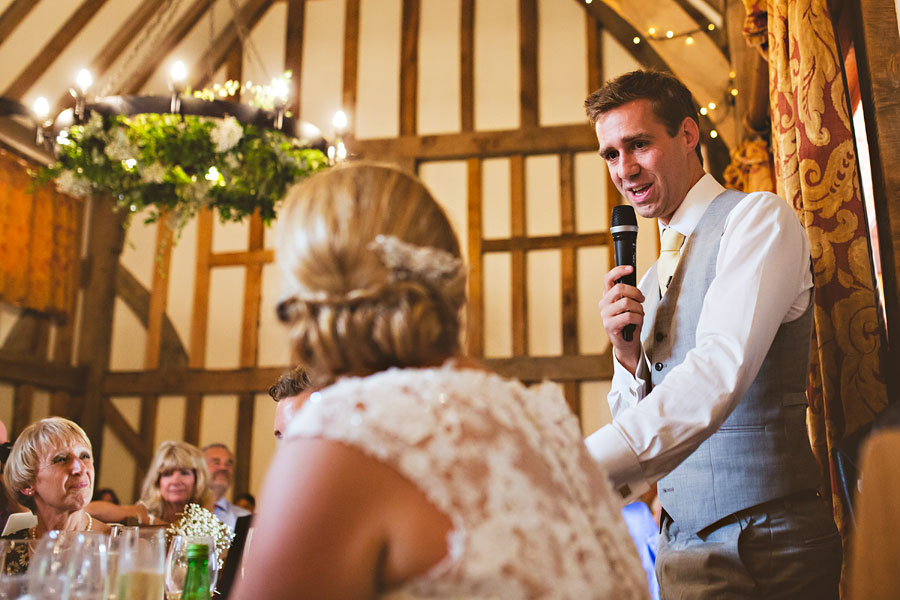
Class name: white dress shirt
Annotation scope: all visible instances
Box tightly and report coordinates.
[585,174,813,502]
[214,496,251,531]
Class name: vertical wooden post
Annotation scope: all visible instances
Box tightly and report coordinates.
[399,0,420,136]
[466,158,483,356]
[342,0,360,131]
[460,0,475,132]
[77,197,127,465]
[519,0,538,128]
[510,155,528,356]
[284,0,305,117]
[560,153,580,416]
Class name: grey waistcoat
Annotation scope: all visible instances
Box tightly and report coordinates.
[642,189,820,534]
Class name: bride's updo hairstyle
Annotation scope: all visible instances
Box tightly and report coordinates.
[276,163,465,383]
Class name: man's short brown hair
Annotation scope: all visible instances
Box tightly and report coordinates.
[585,69,703,163]
[268,366,312,401]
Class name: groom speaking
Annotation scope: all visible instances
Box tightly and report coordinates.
[583,70,841,599]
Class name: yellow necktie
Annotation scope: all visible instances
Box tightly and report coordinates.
[658,228,685,296]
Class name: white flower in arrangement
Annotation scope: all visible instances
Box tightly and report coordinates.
[225,154,240,170]
[55,170,93,198]
[210,116,243,152]
[81,111,105,139]
[140,162,167,184]
[104,128,140,162]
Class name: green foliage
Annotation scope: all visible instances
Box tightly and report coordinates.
[36,110,328,231]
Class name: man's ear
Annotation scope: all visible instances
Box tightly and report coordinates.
[681,116,701,155]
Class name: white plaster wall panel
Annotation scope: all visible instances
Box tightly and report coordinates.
[154,396,187,452]
[29,389,49,422]
[23,2,130,109]
[120,210,158,296]
[212,215,249,253]
[250,392,278,495]
[537,0,588,126]
[483,252,512,358]
[0,384,11,430]
[109,297,147,371]
[0,304,22,348]
[356,0,402,139]
[241,2,288,97]
[204,267,244,369]
[299,0,346,134]
[473,0,519,130]
[574,151,608,233]
[110,396,142,432]
[198,394,238,456]
[257,262,291,368]
[481,158,511,239]
[577,245,609,355]
[525,154,560,236]
[418,161,468,259]
[0,2,78,95]
[526,249,562,356]
[98,424,137,503]
[164,216,197,358]
[601,29,643,81]
[417,0,462,135]
[579,379,612,436]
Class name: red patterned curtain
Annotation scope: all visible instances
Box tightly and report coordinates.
[0,148,81,316]
[737,0,890,556]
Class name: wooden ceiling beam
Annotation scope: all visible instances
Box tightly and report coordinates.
[118,0,211,94]
[190,0,277,91]
[52,0,165,111]
[4,0,111,100]
[0,356,85,393]
[0,0,40,45]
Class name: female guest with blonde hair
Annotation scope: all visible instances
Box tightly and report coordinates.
[2,417,110,571]
[235,163,647,599]
[139,441,214,524]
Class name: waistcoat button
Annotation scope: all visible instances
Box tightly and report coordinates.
[654,362,664,371]
[655,333,664,342]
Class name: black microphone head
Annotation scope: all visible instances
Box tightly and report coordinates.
[611,205,637,228]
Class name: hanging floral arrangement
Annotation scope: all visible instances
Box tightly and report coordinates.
[35,103,328,233]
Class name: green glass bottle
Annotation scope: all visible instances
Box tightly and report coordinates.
[181,543,211,600]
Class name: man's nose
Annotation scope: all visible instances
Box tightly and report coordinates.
[616,153,639,180]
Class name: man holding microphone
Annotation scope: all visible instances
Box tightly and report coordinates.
[583,70,840,599]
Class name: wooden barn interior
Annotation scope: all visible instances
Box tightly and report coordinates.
[0,0,897,591]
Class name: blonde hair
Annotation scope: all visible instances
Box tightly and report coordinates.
[139,441,213,518]
[276,163,465,383]
[3,417,93,510]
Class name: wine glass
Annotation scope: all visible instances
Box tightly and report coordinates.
[66,532,109,600]
[165,535,218,599]
[28,530,77,598]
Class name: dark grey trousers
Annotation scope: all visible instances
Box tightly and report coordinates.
[656,492,842,600]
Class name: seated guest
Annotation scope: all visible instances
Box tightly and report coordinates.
[234,492,255,512]
[139,441,214,524]
[3,417,110,571]
[203,443,250,530]
[92,487,119,504]
[269,366,314,440]
[235,164,648,598]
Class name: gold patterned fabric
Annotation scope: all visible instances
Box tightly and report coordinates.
[722,138,776,194]
[762,0,889,549]
[0,149,80,316]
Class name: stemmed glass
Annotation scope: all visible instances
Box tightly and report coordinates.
[115,527,166,600]
[164,535,218,599]
[65,532,109,600]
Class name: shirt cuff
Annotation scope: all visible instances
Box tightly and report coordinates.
[612,349,650,399]
[584,424,650,505]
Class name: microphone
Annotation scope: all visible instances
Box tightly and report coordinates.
[610,205,639,342]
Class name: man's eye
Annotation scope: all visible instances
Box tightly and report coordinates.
[603,152,618,162]
[634,141,647,149]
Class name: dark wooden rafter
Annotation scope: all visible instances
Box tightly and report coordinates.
[460,0,475,131]
[190,0,276,90]
[578,1,670,73]
[519,0,538,127]
[4,0,110,100]
[669,0,728,51]
[559,152,580,415]
[348,122,598,162]
[0,357,83,394]
[0,0,40,46]
[510,155,528,356]
[341,0,360,130]
[399,0,420,136]
[466,158,483,356]
[52,0,165,113]
[586,10,603,93]
[284,0,305,117]
[118,0,210,94]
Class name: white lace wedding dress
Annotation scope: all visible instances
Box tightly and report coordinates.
[286,364,649,599]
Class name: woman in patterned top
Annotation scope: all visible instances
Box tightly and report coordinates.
[2,417,110,572]
[234,163,648,599]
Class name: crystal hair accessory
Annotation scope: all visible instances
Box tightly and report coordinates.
[368,235,466,298]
